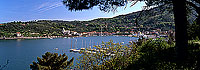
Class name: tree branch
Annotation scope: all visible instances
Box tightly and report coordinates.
[186,1,200,13]
[193,0,200,4]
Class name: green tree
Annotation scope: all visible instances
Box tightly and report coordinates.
[188,22,200,40]
[30,52,74,70]
[63,0,189,63]
[76,40,137,70]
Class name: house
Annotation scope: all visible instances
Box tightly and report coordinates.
[111,32,116,35]
[16,32,22,37]
[87,32,95,36]
[125,31,129,34]
[81,32,87,35]
[21,24,26,26]
[130,31,134,34]
[116,31,120,33]
[62,28,70,35]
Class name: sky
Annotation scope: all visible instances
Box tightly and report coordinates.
[0,0,145,23]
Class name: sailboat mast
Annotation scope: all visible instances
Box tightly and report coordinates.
[82,40,83,48]
[74,39,75,49]
[85,40,87,48]
[90,40,91,48]
[101,25,102,36]
[71,40,72,49]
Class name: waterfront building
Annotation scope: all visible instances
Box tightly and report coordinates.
[116,31,120,33]
[125,31,129,34]
[16,32,22,37]
[62,28,70,35]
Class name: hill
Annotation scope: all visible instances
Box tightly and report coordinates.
[0,6,174,37]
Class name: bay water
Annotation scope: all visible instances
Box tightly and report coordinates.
[0,36,138,70]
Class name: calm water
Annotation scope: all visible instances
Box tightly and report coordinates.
[0,36,138,70]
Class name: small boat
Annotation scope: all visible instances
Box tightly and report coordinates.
[88,48,96,51]
[99,50,105,52]
[105,53,111,56]
[85,51,92,54]
[70,49,75,52]
[49,38,53,39]
[80,48,85,50]
[111,54,116,56]
[91,52,96,54]
[73,49,81,52]
[55,48,58,50]
[103,48,109,50]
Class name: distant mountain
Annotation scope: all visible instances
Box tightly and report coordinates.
[0,5,175,37]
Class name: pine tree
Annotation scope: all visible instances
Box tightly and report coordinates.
[30,52,74,70]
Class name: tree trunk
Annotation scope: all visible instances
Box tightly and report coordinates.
[172,0,188,63]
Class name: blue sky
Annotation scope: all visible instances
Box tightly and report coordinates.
[0,0,145,23]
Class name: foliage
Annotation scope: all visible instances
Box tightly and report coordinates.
[126,39,200,69]
[63,0,128,12]
[126,38,176,69]
[30,52,74,70]
[74,39,200,70]
[62,0,173,12]
[62,0,200,26]
[139,38,174,53]
[76,40,137,70]
[188,22,200,40]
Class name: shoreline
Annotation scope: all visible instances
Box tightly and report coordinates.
[0,35,137,40]
[0,36,62,40]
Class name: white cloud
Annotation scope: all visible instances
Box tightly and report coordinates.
[36,1,63,13]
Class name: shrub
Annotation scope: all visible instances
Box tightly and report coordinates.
[126,39,200,69]
[76,40,137,70]
[30,52,74,70]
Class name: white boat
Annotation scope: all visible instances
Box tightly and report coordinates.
[80,48,85,50]
[70,49,75,52]
[85,51,92,54]
[111,54,116,56]
[55,48,58,50]
[99,50,105,52]
[105,53,111,56]
[91,52,96,54]
[103,48,109,50]
[73,49,81,52]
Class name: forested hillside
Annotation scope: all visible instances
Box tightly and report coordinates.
[0,6,175,37]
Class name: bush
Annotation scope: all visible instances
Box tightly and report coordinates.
[139,38,174,53]
[76,38,200,70]
[76,40,137,70]
[188,22,200,40]
[126,38,177,69]
[126,39,200,69]
[30,52,74,70]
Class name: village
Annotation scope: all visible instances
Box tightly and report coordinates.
[0,28,174,40]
